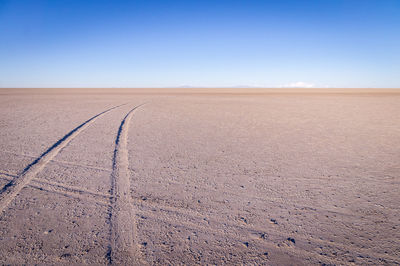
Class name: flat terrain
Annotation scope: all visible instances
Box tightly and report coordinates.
[0,88,399,265]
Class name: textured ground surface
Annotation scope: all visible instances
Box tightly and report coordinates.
[0,89,399,265]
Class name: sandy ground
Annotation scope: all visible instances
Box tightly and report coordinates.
[0,88,399,265]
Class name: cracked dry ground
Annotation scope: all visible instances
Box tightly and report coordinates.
[0,90,399,265]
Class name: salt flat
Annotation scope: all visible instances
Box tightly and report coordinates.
[0,88,399,265]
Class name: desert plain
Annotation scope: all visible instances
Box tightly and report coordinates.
[0,88,399,265]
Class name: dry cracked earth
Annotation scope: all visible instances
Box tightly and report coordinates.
[0,88,399,265]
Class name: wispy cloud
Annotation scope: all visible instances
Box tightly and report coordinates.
[280,81,314,88]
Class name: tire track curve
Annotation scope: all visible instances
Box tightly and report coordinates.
[0,103,126,213]
[108,103,147,265]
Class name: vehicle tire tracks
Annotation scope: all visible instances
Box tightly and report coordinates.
[0,104,126,213]
[108,103,147,265]
[0,173,111,206]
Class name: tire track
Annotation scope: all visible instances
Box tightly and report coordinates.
[108,103,146,265]
[35,178,111,200]
[0,173,111,205]
[30,181,111,207]
[1,150,112,172]
[0,104,126,213]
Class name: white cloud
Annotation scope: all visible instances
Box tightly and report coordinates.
[280,81,314,88]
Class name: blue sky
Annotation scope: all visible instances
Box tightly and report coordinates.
[0,0,399,88]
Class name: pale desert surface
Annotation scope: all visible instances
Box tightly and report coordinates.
[0,88,399,265]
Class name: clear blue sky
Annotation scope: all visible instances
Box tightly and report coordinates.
[1,0,399,88]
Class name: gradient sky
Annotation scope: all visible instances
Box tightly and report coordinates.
[0,0,399,88]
